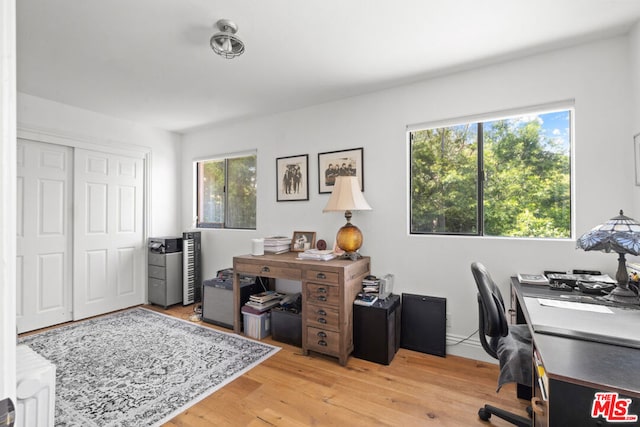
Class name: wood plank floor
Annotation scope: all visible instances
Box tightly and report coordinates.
[148,304,530,426]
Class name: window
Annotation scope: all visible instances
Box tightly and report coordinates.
[196,153,257,229]
[409,107,572,238]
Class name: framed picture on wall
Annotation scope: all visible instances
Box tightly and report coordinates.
[276,154,309,201]
[318,147,364,194]
[291,231,316,252]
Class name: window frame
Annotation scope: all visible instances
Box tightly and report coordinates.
[194,150,257,230]
[407,101,574,239]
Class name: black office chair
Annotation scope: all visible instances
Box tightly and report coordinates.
[471,262,532,427]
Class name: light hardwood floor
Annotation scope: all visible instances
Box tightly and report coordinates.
[147,304,530,426]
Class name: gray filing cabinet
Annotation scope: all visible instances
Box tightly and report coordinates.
[148,237,183,308]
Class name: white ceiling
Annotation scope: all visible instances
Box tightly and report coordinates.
[16,0,640,133]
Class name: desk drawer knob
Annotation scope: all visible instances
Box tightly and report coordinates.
[317,318,327,324]
[316,273,326,279]
[317,331,327,338]
[317,309,326,316]
[316,296,327,302]
[317,287,327,293]
[261,266,270,273]
[318,340,328,346]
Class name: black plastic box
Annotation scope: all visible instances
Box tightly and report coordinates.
[353,294,401,364]
[271,307,302,347]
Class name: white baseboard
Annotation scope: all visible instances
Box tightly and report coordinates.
[444,333,497,364]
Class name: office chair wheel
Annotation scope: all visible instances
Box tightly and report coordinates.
[478,408,491,421]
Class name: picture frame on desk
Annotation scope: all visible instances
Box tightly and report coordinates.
[291,231,316,252]
[276,154,309,201]
[318,147,363,194]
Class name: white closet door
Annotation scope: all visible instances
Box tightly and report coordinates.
[16,139,73,333]
[73,148,145,320]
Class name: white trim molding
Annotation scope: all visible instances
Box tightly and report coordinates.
[0,0,17,404]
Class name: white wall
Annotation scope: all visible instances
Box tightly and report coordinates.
[182,35,636,360]
[631,22,640,217]
[17,93,183,237]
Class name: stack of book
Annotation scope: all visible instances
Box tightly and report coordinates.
[263,236,291,254]
[354,276,380,306]
[354,292,378,306]
[362,276,380,294]
[297,249,336,261]
[244,290,285,312]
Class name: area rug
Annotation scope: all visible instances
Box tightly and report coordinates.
[19,307,280,426]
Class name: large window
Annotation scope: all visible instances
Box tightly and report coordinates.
[409,107,572,238]
[196,153,257,229]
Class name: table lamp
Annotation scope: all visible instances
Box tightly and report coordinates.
[576,210,640,305]
[323,176,372,260]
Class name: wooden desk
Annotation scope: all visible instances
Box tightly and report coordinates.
[233,253,370,365]
[511,278,640,426]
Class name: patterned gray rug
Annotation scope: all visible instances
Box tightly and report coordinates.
[19,307,280,426]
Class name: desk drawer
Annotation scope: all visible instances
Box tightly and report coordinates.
[306,303,339,330]
[148,278,166,304]
[306,283,339,306]
[148,265,166,280]
[148,252,166,267]
[235,262,301,281]
[305,269,339,284]
[306,326,340,353]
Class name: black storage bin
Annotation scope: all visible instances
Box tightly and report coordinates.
[271,307,302,347]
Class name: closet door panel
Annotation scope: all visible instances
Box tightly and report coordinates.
[73,149,144,320]
[16,139,72,333]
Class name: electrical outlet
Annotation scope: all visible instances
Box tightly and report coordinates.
[446,313,452,328]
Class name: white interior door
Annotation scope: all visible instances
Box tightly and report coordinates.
[73,148,145,320]
[16,139,73,333]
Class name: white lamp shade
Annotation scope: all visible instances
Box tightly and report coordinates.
[323,176,372,212]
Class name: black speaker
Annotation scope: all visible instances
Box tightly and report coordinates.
[353,294,401,365]
[400,293,446,357]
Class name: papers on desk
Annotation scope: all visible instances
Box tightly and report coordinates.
[537,298,613,314]
[296,249,336,261]
[517,273,549,285]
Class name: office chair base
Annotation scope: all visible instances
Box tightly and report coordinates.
[478,404,531,426]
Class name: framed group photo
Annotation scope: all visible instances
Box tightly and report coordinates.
[318,147,363,194]
[276,154,309,201]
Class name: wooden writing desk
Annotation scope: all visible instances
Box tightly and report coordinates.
[233,253,370,365]
[511,278,640,426]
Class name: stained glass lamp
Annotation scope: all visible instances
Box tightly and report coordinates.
[576,210,640,304]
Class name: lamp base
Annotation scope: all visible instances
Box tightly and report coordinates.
[601,285,640,305]
[602,253,640,305]
[336,222,363,254]
[339,251,362,261]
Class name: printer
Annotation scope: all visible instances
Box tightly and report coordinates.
[148,236,182,254]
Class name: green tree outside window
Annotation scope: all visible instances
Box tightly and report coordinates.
[197,154,257,229]
[410,109,571,238]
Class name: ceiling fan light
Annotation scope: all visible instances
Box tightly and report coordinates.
[210,19,245,59]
